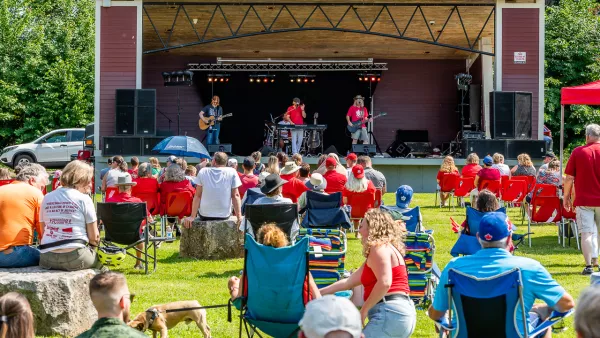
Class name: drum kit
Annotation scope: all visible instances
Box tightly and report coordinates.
[263,113,327,155]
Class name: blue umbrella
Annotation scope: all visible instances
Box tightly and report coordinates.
[152,136,211,159]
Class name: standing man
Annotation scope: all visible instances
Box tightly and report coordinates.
[200,95,223,145]
[285,97,306,154]
[346,95,371,145]
[564,124,600,275]
[357,155,387,193]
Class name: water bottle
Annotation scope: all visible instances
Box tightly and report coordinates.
[166,225,173,239]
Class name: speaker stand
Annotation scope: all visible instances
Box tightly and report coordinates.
[176,87,181,135]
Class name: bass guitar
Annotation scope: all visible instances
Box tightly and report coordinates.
[347,112,388,133]
[199,113,233,130]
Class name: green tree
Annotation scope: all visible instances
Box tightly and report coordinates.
[0,0,94,150]
[545,0,600,153]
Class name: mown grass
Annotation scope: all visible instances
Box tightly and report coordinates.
[38,193,587,337]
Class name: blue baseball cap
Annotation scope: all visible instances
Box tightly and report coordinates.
[483,155,493,165]
[478,212,511,242]
[395,185,413,208]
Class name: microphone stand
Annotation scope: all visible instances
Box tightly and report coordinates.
[156,108,173,133]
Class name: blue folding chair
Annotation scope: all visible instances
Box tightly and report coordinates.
[300,191,351,229]
[435,268,573,338]
[241,188,265,215]
[450,207,507,257]
[235,234,311,338]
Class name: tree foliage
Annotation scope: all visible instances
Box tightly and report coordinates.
[545,0,600,152]
[0,0,94,149]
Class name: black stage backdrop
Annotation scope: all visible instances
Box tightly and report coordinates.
[196,72,379,156]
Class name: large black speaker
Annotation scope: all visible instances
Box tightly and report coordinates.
[506,140,546,160]
[490,91,532,139]
[461,139,506,158]
[103,137,141,156]
[142,137,166,155]
[115,89,156,136]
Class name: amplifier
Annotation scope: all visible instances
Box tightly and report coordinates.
[142,137,166,155]
[352,144,377,155]
[506,140,546,159]
[103,137,141,156]
[405,142,432,157]
[208,144,232,155]
[461,139,506,158]
[463,131,485,140]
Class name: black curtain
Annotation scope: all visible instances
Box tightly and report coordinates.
[196,72,379,156]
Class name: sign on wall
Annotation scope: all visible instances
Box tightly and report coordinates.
[514,52,527,64]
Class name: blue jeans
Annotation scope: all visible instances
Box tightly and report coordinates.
[206,123,221,145]
[0,246,40,268]
[363,295,416,338]
[544,136,553,151]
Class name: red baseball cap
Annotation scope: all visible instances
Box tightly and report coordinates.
[352,164,365,179]
[345,153,357,161]
[325,157,337,168]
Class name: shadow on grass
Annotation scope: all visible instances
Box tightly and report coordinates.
[198,269,242,278]
[158,251,201,264]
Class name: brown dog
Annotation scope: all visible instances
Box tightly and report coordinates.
[128,300,211,338]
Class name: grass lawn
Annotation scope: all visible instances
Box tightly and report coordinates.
[93,193,586,337]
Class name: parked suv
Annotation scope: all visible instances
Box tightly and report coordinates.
[1,128,85,168]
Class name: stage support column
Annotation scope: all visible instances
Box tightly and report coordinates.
[480,37,494,139]
[494,0,545,140]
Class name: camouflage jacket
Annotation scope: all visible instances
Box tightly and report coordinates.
[76,317,146,338]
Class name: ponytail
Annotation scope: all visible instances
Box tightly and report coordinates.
[0,321,8,338]
[111,156,128,172]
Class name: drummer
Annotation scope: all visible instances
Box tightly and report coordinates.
[277,118,292,153]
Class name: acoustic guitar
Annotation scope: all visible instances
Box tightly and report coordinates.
[199,113,233,130]
[347,112,388,133]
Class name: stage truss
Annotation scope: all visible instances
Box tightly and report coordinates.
[143,2,495,56]
[187,62,388,72]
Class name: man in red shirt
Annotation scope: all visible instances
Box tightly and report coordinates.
[285,97,306,154]
[346,95,371,145]
[461,153,482,178]
[323,157,347,194]
[280,161,308,203]
[564,124,600,275]
[239,157,259,199]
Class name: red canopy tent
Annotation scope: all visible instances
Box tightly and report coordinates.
[559,80,600,179]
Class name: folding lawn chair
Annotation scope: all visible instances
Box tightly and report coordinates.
[300,191,350,229]
[297,228,347,290]
[454,177,474,208]
[241,188,265,215]
[161,190,194,237]
[103,186,119,202]
[233,234,311,338]
[478,179,501,198]
[133,191,160,216]
[450,207,507,257]
[381,206,424,232]
[436,173,460,209]
[435,268,573,338]
[244,203,299,240]
[346,190,376,232]
[561,205,580,250]
[526,195,563,247]
[404,231,437,309]
[97,202,166,274]
[501,179,527,208]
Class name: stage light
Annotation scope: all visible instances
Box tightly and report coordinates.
[290,79,294,83]
[311,79,315,83]
[304,78,308,83]
[220,78,224,82]
[263,78,268,83]
[371,77,376,82]
[297,78,301,83]
[377,77,381,82]
[271,79,275,83]
[250,78,254,82]
[208,77,213,82]
[226,78,229,82]
[358,77,363,81]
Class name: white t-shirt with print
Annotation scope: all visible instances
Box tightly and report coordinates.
[195,167,242,218]
[39,188,97,253]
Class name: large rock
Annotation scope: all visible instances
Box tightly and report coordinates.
[0,267,98,337]
[180,217,244,259]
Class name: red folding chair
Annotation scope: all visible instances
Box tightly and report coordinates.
[454,177,475,207]
[530,184,558,197]
[561,205,579,250]
[478,179,501,198]
[162,190,194,221]
[0,179,15,187]
[132,178,160,216]
[527,195,563,247]
[134,192,160,216]
[512,175,537,193]
[500,179,527,206]
[104,186,119,201]
[435,173,459,209]
[346,190,376,233]
[374,188,382,208]
[500,175,510,185]
[52,177,60,191]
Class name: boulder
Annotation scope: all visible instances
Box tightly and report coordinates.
[0,267,98,337]
[180,217,244,259]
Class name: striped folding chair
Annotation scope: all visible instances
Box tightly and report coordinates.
[404,231,437,309]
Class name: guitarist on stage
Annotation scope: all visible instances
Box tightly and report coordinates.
[346,95,371,144]
[200,95,223,145]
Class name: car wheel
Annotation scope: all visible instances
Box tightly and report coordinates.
[14,154,34,167]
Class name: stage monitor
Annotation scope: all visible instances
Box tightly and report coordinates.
[208,144,232,155]
[352,144,376,156]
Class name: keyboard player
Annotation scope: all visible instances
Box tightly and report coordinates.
[284,97,306,154]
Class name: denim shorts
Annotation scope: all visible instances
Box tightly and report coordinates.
[0,246,40,268]
[363,294,416,338]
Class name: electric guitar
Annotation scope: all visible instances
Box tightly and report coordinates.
[347,112,388,133]
[199,113,233,130]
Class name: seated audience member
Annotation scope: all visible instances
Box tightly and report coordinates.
[158,156,177,184]
[195,158,209,174]
[292,153,302,166]
[0,167,12,180]
[511,153,536,176]
[0,164,48,268]
[321,210,416,337]
[280,162,308,203]
[159,164,196,216]
[106,175,152,270]
[460,189,505,235]
[99,158,112,180]
[342,164,376,205]
[492,153,511,176]
[184,165,197,187]
[317,154,327,168]
[299,295,363,338]
[276,152,289,169]
[39,161,103,271]
[298,163,311,183]
[251,151,265,175]
[382,185,422,218]
[132,163,159,195]
[538,152,556,174]
[357,155,386,193]
[297,173,328,211]
[526,160,561,203]
[436,156,459,207]
[323,157,347,194]
[316,153,348,177]
[228,158,238,171]
[259,155,280,181]
[148,157,161,178]
[429,212,575,337]
[345,153,358,177]
[575,286,600,338]
[0,292,35,338]
[254,174,292,205]
[239,157,259,199]
[102,155,128,192]
[77,272,145,338]
[474,155,501,188]
[228,224,320,300]
[184,152,242,226]
[128,157,139,178]
[461,153,482,178]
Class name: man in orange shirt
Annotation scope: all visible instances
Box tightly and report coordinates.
[0,164,48,268]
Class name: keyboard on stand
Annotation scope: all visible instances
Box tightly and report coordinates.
[275,124,327,131]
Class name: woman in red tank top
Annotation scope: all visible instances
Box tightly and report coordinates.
[321,209,416,337]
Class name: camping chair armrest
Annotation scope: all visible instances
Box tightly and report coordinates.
[434,317,456,332]
[529,309,574,338]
